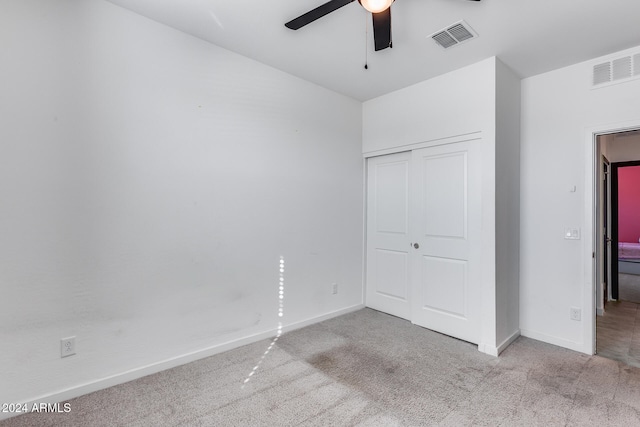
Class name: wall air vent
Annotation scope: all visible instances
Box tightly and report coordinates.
[430,20,477,49]
[592,49,640,88]
[612,56,632,81]
[593,62,611,85]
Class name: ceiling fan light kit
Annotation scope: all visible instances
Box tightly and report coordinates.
[358,0,394,14]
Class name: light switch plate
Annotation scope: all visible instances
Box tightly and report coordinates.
[564,228,580,240]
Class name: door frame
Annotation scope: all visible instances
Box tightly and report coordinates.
[586,121,640,355]
[600,156,610,314]
[610,160,618,301]
[610,160,640,300]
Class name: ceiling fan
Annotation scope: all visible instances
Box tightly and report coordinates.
[285,0,481,52]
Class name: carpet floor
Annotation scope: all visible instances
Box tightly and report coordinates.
[3,308,640,426]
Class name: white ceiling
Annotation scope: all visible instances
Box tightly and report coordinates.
[105,0,640,101]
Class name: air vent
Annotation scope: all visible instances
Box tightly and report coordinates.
[612,57,632,81]
[593,62,611,85]
[430,20,477,49]
[447,23,474,43]
[592,50,640,88]
[432,31,457,49]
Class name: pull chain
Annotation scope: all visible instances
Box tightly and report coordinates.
[364,13,369,70]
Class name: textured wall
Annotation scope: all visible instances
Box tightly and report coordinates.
[0,0,363,408]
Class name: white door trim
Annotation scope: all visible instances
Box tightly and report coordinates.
[363,133,482,159]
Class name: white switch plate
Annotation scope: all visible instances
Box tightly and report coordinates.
[564,228,580,240]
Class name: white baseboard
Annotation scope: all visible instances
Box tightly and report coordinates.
[496,329,521,355]
[596,307,604,316]
[0,304,365,421]
[519,328,587,354]
[477,342,499,357]
[472,330,522,358]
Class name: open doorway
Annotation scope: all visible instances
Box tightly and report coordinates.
[611,160,640,302]
[595,130,640,368]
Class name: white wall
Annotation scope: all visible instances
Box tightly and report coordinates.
[520,45,640,353]
[363,59,495,155]
[0,0,363,410]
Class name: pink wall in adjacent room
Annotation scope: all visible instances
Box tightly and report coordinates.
[618,165,640,243]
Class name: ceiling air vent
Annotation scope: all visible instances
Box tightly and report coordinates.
[430,20,477,49]
[432,31,457,49]
[634,54,640,76]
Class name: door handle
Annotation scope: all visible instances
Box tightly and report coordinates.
[413,243,419,249]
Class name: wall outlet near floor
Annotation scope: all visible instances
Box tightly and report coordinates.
[570,307,582,321]
[60,336,76,358]
[332,283,338,295]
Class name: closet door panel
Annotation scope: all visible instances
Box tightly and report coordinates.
[366,152,412,320]
[411,141,482,344]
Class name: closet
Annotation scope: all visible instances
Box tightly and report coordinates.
[366,139,482,344]
[362,57,521,355]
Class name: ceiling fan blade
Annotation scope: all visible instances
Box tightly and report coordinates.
[372,7,392,51]
[285,0,355,30]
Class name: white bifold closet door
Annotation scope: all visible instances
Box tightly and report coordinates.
[366,141,482,344]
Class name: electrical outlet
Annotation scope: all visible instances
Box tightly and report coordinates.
[332,283,338,295]
[570,307,581,321]
[61,337,76,358]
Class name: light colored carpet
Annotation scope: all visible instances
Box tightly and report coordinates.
[3,308,640,426]
[620,273,640,304]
